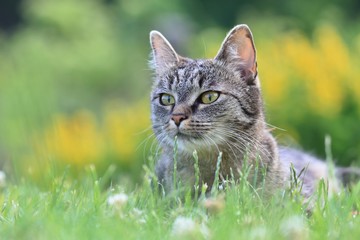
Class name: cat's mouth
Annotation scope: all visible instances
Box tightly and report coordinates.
[176,132,192,140]
[173,131,216,153]
[175,131,203,143]
[169,127,206,149]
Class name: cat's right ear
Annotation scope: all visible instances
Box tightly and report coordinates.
[215,25,258,85]
[150,31,179,75]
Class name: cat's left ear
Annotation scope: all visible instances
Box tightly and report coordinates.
[215,24,258,85]
[150,31,179,75]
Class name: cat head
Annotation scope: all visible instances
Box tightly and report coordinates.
[149,25,264,153]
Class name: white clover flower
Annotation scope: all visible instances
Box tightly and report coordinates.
[249,226,268,239]
[171,216,197,237]
[0,171,6,187]
[171,216,210,239]
[107,193,128,209]
[280,215,308,240]
[131,208,147,224]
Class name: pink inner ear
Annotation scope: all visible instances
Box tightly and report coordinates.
[152,37,170,59]
[233,33,256,73]
[150,32,179,70]
[215,25,257,75]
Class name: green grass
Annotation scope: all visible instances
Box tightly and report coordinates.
[0,159,359,240]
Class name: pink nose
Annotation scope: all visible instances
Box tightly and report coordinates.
[171,114,188,126]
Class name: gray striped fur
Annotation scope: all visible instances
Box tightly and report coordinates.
[149,25,359,198]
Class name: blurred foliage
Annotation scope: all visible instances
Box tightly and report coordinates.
[181,0,360,34]
[0,0,360,184]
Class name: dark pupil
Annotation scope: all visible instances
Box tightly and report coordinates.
[208,94,212,101]
[166,95,171,103]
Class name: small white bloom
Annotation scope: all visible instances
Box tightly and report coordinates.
[131,208,143,217]
[171,216,197,237]
[131,208,147,224]
[171,216,210,238]
[137,217,147,224]
[249,226,267,239]
[0,171,6,187]
[280,215,308,240]
[107,193,128,209]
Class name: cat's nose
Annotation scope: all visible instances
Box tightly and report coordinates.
[171,114,188,127]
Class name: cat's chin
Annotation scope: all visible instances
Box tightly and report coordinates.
[171,133,215,154]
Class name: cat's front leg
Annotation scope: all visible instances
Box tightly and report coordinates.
[156,154,197,195]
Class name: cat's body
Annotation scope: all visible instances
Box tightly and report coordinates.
[149,25,359,198]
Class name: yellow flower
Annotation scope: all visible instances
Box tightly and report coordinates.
[315,25,350,79]
[26,100,151,174]
[103,100,151,162]
[46,110,103,165]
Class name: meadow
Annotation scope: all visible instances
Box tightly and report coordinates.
[0,155,359,239]
[0,0,360,239]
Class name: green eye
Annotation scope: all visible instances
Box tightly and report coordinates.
[200,91,219,104]
[160,94,175,106]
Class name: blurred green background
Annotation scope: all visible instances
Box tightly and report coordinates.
[1,0,360,186]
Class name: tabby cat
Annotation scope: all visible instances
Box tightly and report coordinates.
[149,24,359,198]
